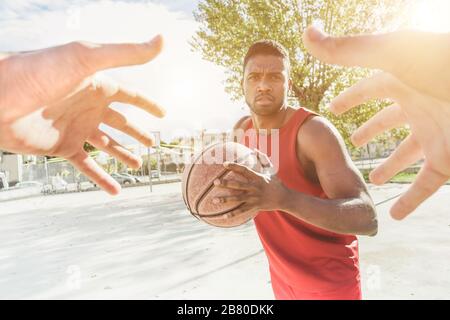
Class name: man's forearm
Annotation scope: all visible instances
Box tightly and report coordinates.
[278,187,378,236]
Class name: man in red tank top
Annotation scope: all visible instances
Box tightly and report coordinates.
[211,40,378,300]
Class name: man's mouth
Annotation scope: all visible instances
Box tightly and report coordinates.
[256,95,273,102]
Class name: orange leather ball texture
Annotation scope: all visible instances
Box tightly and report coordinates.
[182,142,264,228]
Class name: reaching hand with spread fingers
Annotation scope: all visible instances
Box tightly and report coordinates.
[0,35,166,195]
[302,27,450,220]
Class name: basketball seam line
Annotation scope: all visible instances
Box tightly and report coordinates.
[193,202,245,218]
[194,153,250,215]
[184,142,223,215]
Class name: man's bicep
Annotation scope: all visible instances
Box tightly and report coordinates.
[299,117,368,199]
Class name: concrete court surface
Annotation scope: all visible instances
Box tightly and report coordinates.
[0,182,449,300]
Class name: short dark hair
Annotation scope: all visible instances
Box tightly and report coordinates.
[243,40,290,74]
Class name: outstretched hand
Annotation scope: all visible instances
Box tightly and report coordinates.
[303,27,450,219]
[0,35,165,194]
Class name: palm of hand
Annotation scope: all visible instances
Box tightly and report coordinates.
[0,37,164,194]
[338,73,450,219]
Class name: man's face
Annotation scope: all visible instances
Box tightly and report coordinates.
[242,54,291,116]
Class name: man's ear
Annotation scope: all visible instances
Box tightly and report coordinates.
[288,79,293,92]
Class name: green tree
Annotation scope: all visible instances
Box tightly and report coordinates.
[192,0,411,154]
[83,142,96,153]
[142,158,158,174]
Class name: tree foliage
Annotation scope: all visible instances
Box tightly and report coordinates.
[192,0,412,155]
[83,142,96,153]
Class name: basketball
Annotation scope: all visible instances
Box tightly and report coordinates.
[181,141,264,228]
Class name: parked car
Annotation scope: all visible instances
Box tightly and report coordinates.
[14,181,44,190]
[119,173,141,183]
[110,173,135,185]
[132,175,145,183]
[151,170,160,179]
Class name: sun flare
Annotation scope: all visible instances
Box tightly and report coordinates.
[410,0,450,32]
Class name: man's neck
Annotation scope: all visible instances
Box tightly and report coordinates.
[251,106,292,131]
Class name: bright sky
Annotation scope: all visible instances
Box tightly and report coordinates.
[0,0,248,145]
[0,0,449,147]
[409,0,450,32]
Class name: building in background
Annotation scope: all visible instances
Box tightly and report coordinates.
[0,152,24,186]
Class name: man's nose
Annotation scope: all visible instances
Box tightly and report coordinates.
[256,79,271,93]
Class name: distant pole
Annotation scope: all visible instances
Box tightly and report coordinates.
[148,147,152,193]
[44,156,49,185]
[72,163,76,184]
[155,132,161,180]
[140,144,144,178]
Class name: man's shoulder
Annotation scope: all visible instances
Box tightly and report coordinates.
[297,114,345,158]
[299,115,339,142]
[233,115,251,131]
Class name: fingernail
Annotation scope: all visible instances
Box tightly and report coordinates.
[135,157,143,168]
[390,205,407,221]
[108,182,121,196]
[145,133,156,147]
[149,34,163,45]
[307,26,325,42]
[223,162,230,168]
[146,34,164,57]
[155,105,166,118]
[350,132,361,146]
[329,102,342,115]
[369,170,385,185]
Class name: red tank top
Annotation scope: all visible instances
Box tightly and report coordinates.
[243,107,360,293]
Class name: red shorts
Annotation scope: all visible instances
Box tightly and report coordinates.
[270,272,362,300]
